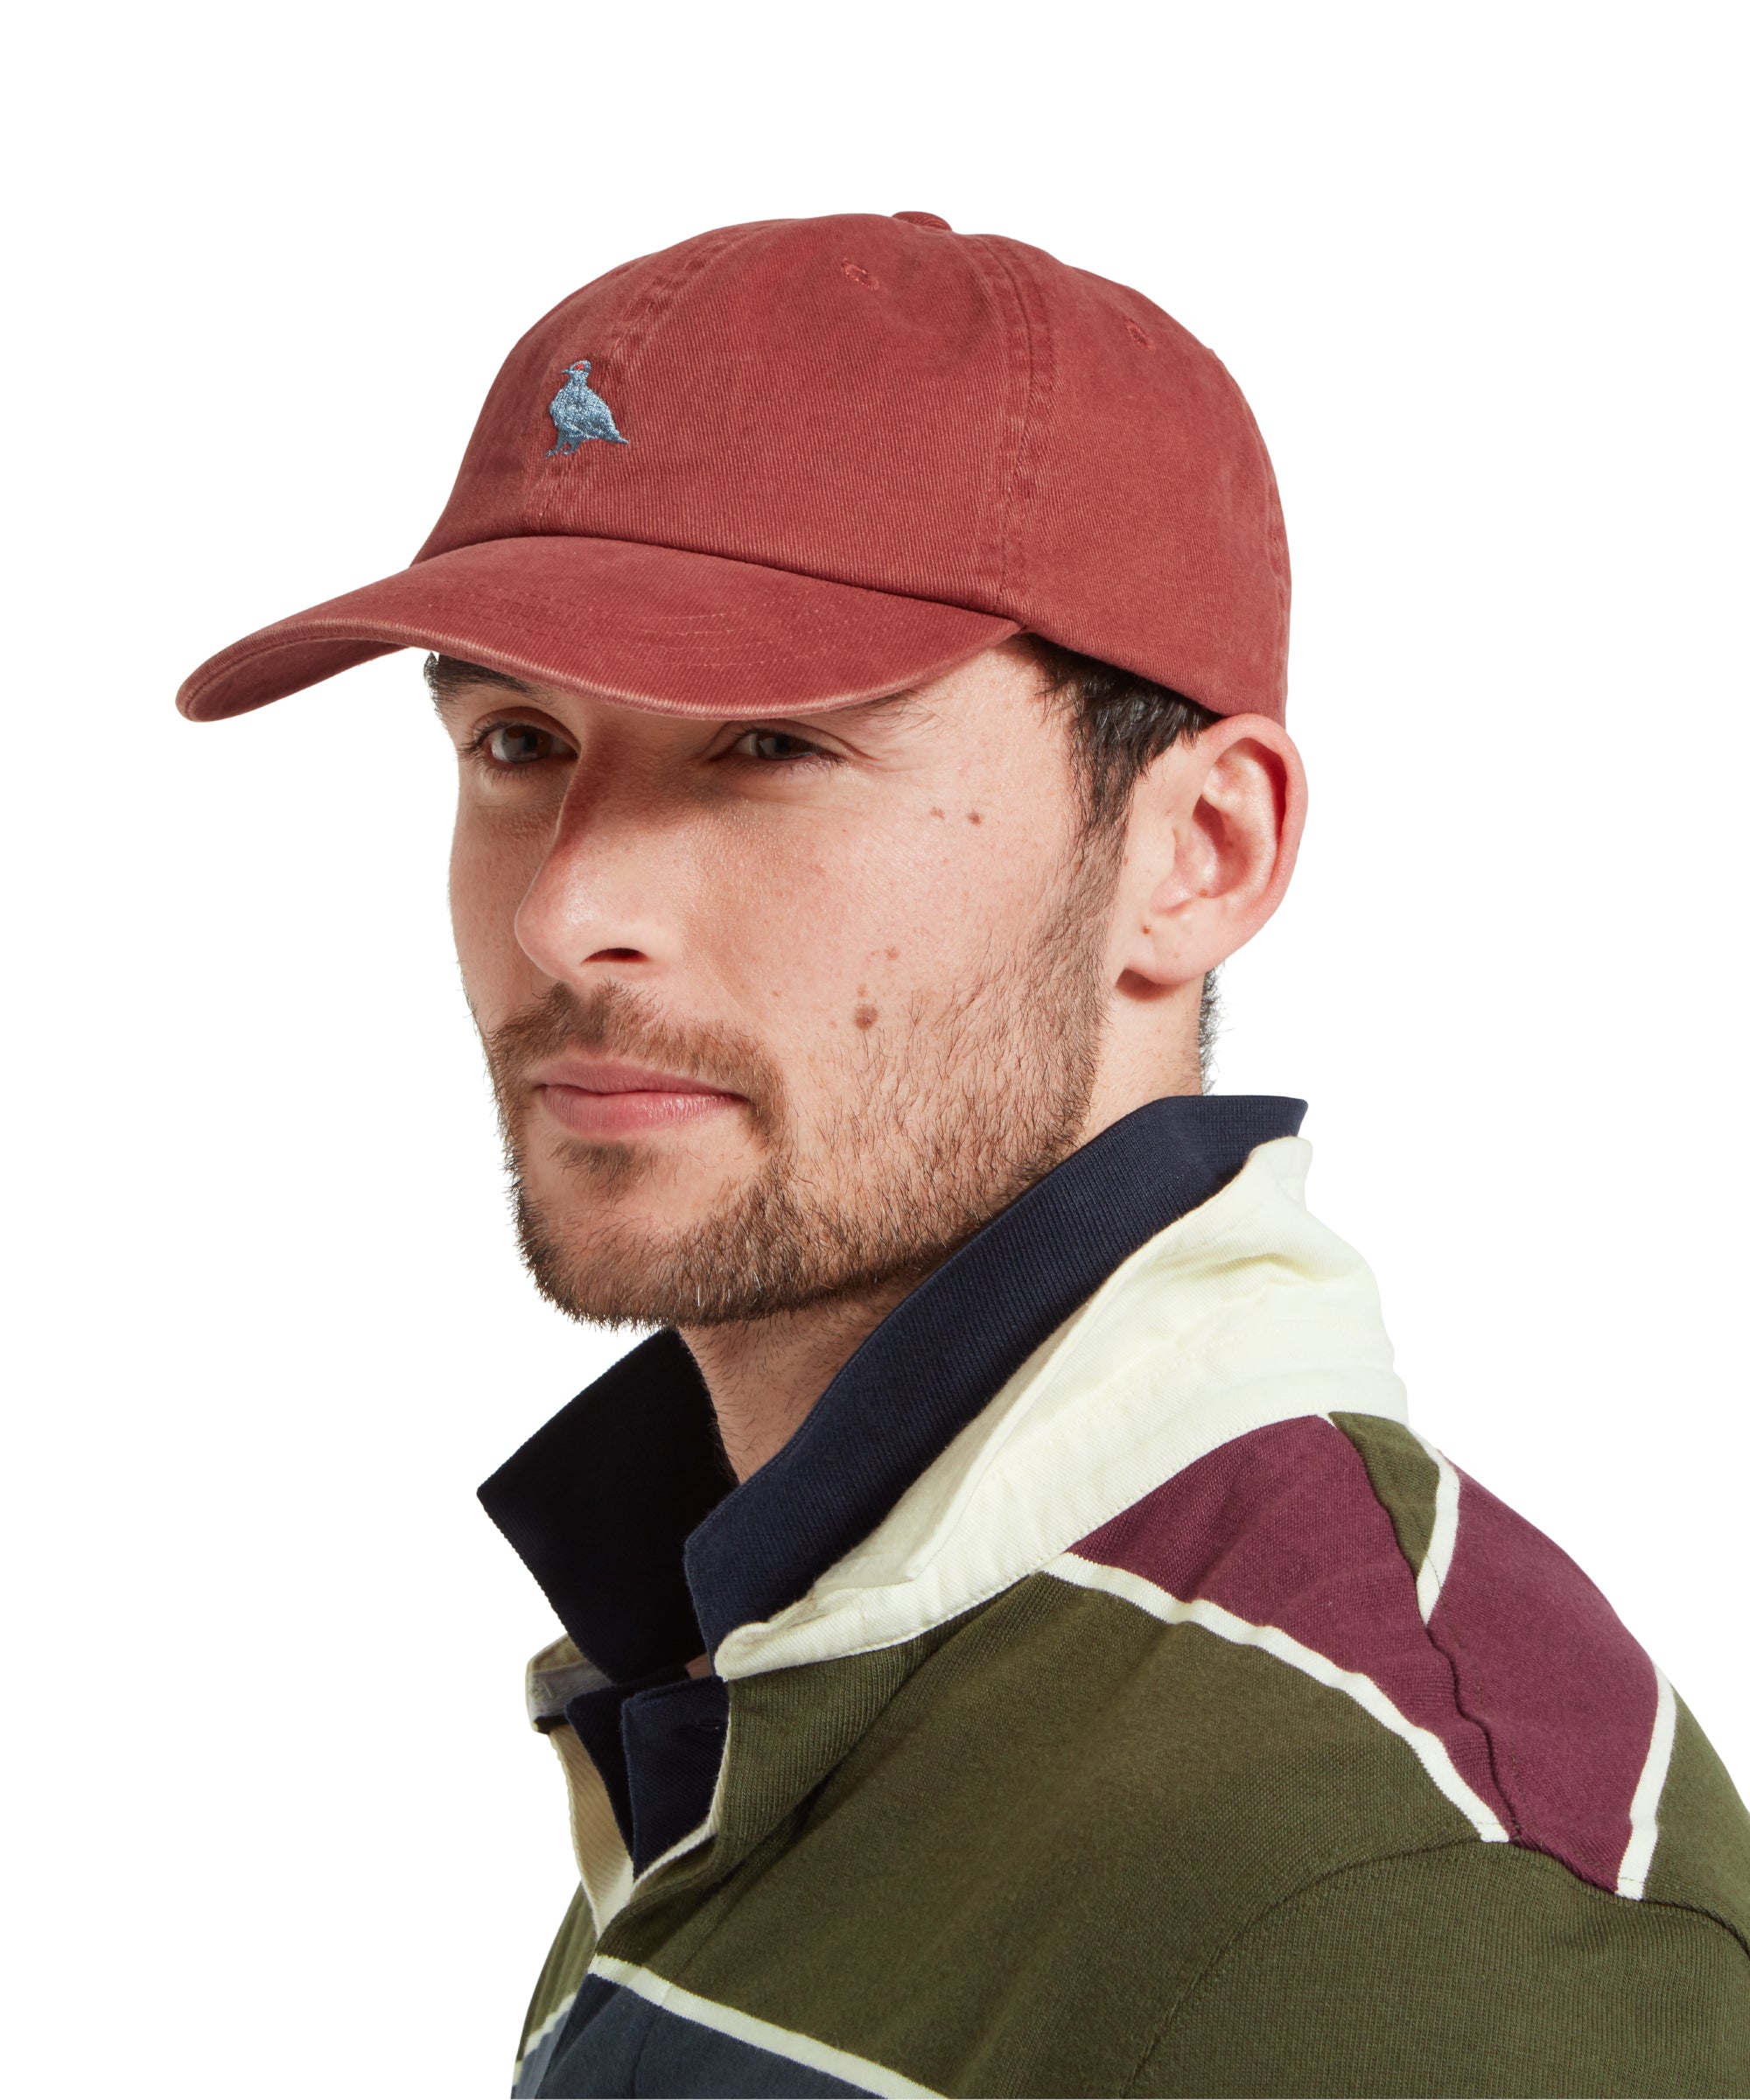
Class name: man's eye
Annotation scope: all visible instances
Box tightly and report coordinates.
[732,729,827,764]
[481,723,564,766]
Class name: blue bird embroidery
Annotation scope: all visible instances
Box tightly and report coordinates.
[547,360,629,452]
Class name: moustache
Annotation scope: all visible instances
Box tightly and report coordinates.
[482,982,784,1130]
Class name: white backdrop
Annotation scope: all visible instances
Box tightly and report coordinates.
[6,4,1746,2091]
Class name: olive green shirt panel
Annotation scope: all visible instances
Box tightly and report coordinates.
[1133,1841,1750,2098]
[621,1578,1478,2097]
[1330,1410,1439,1574]
[1646,1695,1750,1942]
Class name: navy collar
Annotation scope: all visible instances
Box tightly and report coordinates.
[480,1094,1305,1678]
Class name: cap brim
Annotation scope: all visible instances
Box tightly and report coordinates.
[177,536,1021,722]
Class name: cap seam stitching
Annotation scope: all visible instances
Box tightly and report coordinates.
[958,236,1034,615]
[966,236,1054,615]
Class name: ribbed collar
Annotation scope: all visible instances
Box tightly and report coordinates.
[480,1094,1306,1677]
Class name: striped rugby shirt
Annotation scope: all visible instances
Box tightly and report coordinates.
[481,1096,1750,2096]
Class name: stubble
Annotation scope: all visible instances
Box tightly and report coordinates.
[483,844,1116,1329]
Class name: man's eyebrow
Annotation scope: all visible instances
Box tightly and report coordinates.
[424,653,535,712]
[783,682,929,730]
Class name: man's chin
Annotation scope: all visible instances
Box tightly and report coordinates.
[509,1164,780,1329]
[516,1216,701,1331]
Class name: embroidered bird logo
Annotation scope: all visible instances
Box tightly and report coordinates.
[546,360,629,453]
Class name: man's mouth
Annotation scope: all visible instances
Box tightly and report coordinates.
[528,1057,747,1139]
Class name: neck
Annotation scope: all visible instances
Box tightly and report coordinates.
[677,1069,1207,1481]
[679,1276,920,1480]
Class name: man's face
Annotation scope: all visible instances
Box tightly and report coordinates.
[438,640,1117,1327]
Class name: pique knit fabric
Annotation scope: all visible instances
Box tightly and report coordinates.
[481,1100,1750,2097]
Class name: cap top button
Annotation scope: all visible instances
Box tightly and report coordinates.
[892,210,952,231]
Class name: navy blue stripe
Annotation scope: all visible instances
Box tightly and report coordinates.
[527,1976,875,2097]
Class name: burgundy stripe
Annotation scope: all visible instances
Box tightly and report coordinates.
[1430,1467,1657,1888]
[1075,1419,1659,1889]
[1075,1419,1509,1824]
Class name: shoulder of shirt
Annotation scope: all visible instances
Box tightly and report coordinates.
[1126,1835,1750,2096]
[1034,1403,1750,1937]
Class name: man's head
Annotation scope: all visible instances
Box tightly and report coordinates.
[177,209,1306,1333]
[433,638,1301,1329]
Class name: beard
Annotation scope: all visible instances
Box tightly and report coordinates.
[482,847,1116,1330]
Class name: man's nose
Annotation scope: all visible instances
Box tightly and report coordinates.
[512,779,679,984]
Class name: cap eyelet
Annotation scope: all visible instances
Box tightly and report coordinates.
[1124,318,1154,348]
[841,260,879,289]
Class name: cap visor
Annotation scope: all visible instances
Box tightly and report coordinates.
[177,536,1020,722]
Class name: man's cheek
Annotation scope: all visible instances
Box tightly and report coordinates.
[448,888,505,1012]
[451,832,532,994]
[706,879,855,1011]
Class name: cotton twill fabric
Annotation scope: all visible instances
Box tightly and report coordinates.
[487,1111,1750,2097]
[178,214,1292,726]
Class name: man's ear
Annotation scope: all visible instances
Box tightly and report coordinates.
[1110,714,1306,992]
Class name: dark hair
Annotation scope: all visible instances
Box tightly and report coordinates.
[1026,639,1225,1087]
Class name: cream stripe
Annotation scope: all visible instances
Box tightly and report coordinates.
[590,1956,940,2097]
[514,1989,578,2083]
[1616,1665,1677,1899]
[550,1722,634,1933]
[1051,1553,1509,1844]
[1412,1431,1461,1622]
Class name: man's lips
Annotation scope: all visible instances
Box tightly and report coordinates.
[528,1058,746,1138]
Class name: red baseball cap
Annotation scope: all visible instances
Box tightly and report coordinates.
[177,212,1289,724]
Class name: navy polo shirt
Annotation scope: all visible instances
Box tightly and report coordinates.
[480,1093,1306,1872]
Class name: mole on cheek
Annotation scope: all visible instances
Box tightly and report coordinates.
[967,810,983,825]
[886,947,899,960]
[929,808,946,820]
[853,1003,878,1030]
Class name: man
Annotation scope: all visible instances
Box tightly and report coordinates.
[178,213,1750,2096]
